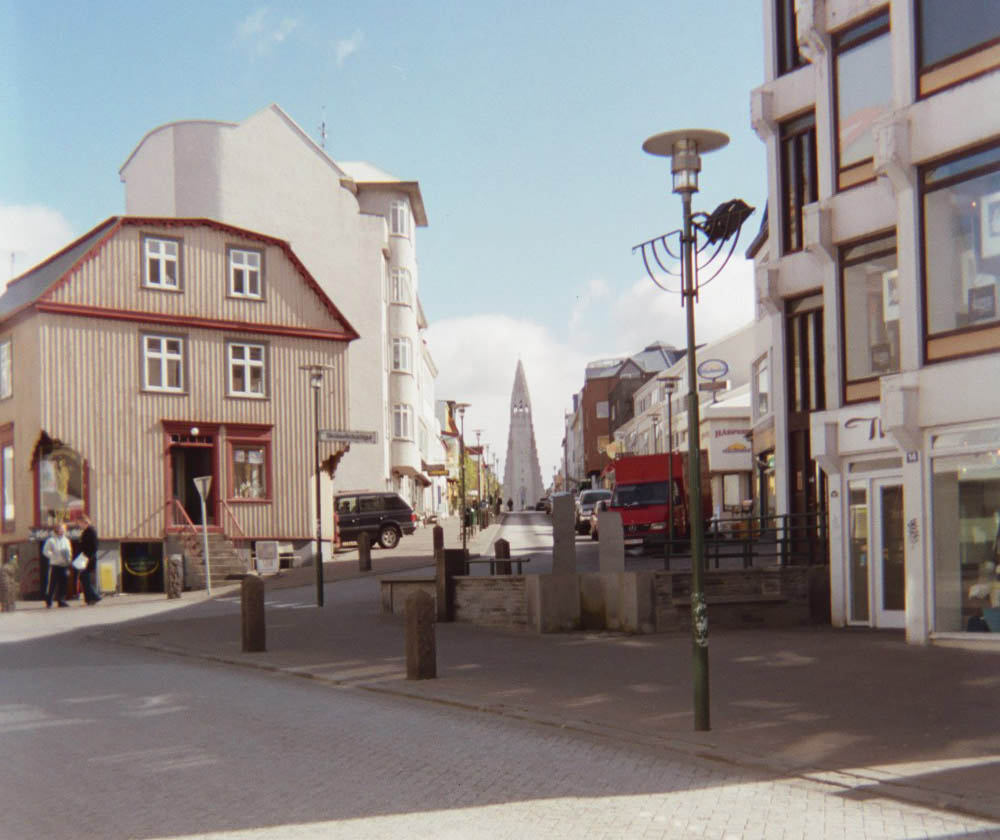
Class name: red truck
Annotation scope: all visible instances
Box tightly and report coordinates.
[605,452,712,550]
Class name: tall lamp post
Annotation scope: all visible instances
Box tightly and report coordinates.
[455,403,470,552]
[300,364,331,607]
[635,129,754,732]
[474,429,483,530]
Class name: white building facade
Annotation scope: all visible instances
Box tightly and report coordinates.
[750,0,1000,643]
[119,105,437,519]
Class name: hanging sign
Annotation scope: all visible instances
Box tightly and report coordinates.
[697,359,729,381]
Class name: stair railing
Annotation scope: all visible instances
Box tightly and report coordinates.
[219,500,253,572]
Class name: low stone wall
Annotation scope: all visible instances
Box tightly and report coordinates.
[381,577,436,617]
[455,576,528,629]
[654,566,814,632]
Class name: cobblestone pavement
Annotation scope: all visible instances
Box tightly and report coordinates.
[2,632,998,840]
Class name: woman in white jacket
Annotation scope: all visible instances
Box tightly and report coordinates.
[42,522,72,608]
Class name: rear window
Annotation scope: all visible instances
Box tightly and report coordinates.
[387,495,410,510]
[579,490,611,505]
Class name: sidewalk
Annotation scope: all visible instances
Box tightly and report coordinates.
[85,515,1000,824]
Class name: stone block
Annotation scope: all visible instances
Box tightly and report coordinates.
[405,590,436,679]
[526,573,580,633]
[0,562,17,612]
[166,554,183,599]
[597,510,625,573]
[551,494,577,575]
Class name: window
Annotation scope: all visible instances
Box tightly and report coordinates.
[921,141,1000,361]
[390,201,410,237]
[393,404,413,439]
[776,0,806,75]
[780,113,818,253]
[229,248,262,299]
[917,0,1000,97]
[142,334,184,392]
[0,339,10,399]
[752,354,770,420]
[834,12,891,190]
[841,233,899,400]
[231,446,267,499]
[392,337,412,372]
[227,428,272,501]
[390,267,411,304]
[596,401,609,419]
[143,236,180,290]
[1,424,12,531]
[228,342,266,397]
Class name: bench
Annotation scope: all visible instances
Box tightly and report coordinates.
[464,556,531,575]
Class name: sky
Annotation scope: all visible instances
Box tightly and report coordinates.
[0,1,766,485]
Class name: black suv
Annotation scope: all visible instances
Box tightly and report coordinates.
[334,491,417,549]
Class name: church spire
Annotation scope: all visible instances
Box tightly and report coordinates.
[502,361,545,510]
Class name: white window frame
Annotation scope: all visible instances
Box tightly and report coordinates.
[229,248,262,299]
[143,236,180,290]
[228,342,266,398]
[392,404,413,440]
[392,337,412,372]
[0,339,11,399]
[390,200,410,237]
[752,354,770,421]
[142,335,184,392]
[390,267,411,305]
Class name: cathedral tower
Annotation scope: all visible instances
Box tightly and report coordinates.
[502,361,545,510]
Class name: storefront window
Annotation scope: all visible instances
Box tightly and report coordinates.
[932,448,1000,633]
[922,141,1000,361]
[36,443,85,525]
[841,233,899,400]
[232,446,267,499]
[848,482,870,622]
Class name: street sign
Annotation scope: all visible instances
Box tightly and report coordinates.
[193,476,212,499]
[697,358,729,380]
[698,381,727,392]
[317,429,378,444]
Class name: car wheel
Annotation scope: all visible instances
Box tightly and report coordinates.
[378,525,400,549]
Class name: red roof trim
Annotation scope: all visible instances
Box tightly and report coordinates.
[35,301,357,342]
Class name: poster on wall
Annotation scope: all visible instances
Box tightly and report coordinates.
[37,444,85,525]
[981,190,1000,259]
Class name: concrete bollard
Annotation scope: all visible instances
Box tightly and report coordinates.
[494,538,512,575]
[405,590,436,680]
[0,562,17,612]
[241,575,266,652]
[358,531,372,572]
[433,524,444,553]
[166,554,183,599]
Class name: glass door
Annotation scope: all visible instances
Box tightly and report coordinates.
[872,479,905,628]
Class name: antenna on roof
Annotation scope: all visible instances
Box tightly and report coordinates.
[319,106,327,150]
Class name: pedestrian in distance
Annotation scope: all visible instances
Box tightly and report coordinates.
[78,514,102,605]
[42,522,72,608]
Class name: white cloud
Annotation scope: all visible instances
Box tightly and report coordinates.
[335,29,364,66]
[425,257,757,489]
[234,8,301,55]
[0,204,76,287]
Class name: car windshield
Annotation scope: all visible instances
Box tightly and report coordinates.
[611,481,669,508]
[579,491,611,506]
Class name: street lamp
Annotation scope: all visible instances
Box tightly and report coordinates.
[659,375,680,571]
[474,429,483,531]
[454,402,470,552]
[635,129,754,733]
[651,415,659,454]
[300,364,331,607]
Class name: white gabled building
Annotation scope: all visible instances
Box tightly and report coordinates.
[119,104,437,518]
[750,0,1000,643]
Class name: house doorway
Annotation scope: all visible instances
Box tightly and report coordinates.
[167,429,216,527]
[847,474,905,627]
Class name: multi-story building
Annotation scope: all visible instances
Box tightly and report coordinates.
[119,104,436,510]
[750,0,1000,642]
[579,357,626,483]
[0,216,355,593]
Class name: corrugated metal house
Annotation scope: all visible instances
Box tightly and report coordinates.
[0,216,357,594]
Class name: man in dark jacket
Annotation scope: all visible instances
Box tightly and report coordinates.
[78,515,102,605]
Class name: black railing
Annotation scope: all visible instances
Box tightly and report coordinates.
[663,510,828,570]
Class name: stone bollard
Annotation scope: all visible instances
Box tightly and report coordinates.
[0,562,17,612]
[166,554,184,599]
[494,538,512,575]
[358,531,372,572]
[241,575,266,652]
[405,590,436,680]
[552,493,578,575]
[433,525,444,553]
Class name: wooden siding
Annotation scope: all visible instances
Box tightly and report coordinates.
[0,221,352,545]
[46,223,348,335]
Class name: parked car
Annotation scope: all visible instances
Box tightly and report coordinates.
[575,489,612,534]
[535,497,549,511]
[334,491,418,549]
[590,499,609,540]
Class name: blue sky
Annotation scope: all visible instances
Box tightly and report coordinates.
[1,1,765,480]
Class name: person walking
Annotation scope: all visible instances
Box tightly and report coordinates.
[42,523,72,608]
[78,514,102,605]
